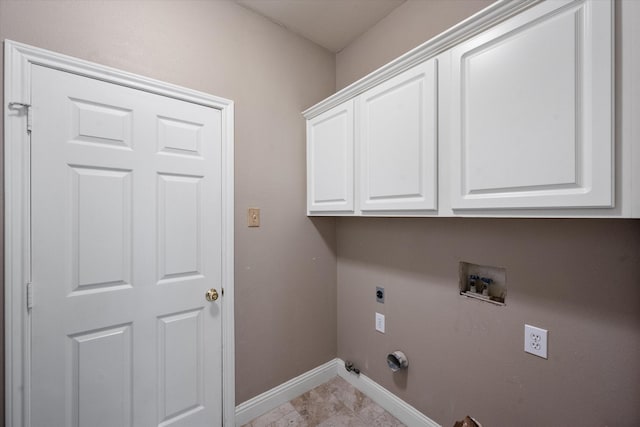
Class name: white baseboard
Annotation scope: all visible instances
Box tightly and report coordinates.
[234,358,440,427]
[335,359,440,427]
[234,359,338,426]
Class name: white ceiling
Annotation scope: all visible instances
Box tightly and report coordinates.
[235,0,406,53]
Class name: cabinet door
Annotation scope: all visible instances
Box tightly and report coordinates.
[307,100,354,214]
[449,0,613,210]
[359,59,438,212]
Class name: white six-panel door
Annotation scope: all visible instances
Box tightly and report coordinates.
[29,64,223,426]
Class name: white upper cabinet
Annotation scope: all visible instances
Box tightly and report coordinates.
[303,0,634,217]
[448,0,613,210]
[307,100,354,214]
[359,59,438,212]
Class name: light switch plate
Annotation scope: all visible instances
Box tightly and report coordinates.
[248,208,260,227]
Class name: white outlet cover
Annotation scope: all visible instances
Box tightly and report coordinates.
[375,312,385,333]
[524,324,548,359]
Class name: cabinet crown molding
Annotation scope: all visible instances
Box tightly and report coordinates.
[302,0,543,120]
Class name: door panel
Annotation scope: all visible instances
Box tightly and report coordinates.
[71,99,133,148]
[72,166,132,292]
[158,310,204,425]
[157,173,203,281]
[71,324,133,427]
[30,64,222,426]
[157,116,203,156]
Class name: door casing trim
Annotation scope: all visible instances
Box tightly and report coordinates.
[4,39,235,426]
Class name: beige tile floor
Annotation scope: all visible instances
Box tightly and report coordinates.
[242,376,406,427]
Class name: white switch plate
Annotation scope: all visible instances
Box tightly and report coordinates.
[375,312,385,333]
[524,324,548,359]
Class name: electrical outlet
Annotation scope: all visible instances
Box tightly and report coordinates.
[524,324,548,359]
[375,312,385,333]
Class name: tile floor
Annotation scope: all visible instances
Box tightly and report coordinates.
[242,376,406,427]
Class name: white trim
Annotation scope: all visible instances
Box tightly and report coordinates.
[622,0,640,217]
[221,93,236,427]
[235,359,440,427]
[4,38,29,427]
[336,359,440,427]
[234,359,338,426]
[302,0,542,119]
[3,40,235,427]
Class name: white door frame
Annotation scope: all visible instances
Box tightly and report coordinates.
[4,40,235,426]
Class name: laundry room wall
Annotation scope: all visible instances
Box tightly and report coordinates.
[336,0,494,89]
[334,1,640,425]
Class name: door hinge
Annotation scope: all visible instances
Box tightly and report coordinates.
[26,282,34,310]
[8,102,32,133]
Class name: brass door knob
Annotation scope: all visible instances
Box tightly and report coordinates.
[206,288,219,302]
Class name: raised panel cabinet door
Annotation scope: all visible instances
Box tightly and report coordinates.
[307,100,355,214]
[449,0,613,210]
[359,59,438,212]
[29,64,223,427]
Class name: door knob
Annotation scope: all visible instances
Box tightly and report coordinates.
[205,288,219,302]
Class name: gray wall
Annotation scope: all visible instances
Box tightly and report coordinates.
[0,0,337,412]
[338,218,640,426]
[335,1,640,426]
[336,0,494,90]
